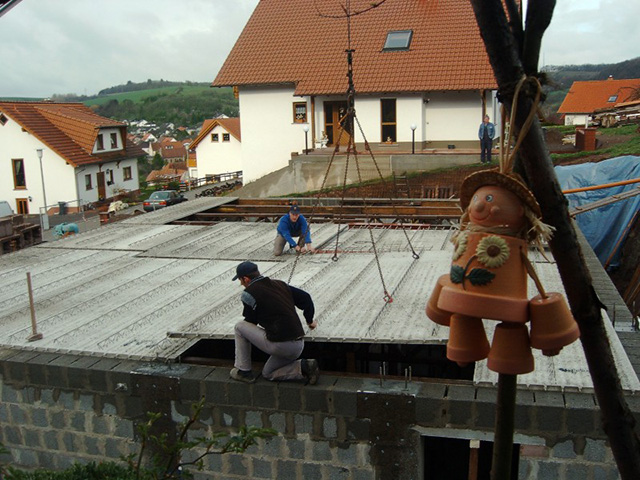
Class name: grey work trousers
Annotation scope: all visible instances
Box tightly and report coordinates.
[234,321,305,381]
[273,234,306,256]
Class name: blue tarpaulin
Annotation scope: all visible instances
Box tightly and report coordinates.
[555,155,640,270]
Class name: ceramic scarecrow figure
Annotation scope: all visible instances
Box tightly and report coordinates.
[426,169,580,375]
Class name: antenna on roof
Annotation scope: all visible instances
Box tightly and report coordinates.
[288,0,419,304]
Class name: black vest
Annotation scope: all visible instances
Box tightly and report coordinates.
[245,278,305,342]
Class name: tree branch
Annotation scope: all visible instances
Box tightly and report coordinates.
[470,1,640,478]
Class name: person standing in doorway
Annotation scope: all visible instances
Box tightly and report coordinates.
[230,261,320,385]
[478,114,496,164]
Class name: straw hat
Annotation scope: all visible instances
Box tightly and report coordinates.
[460,169,541,217]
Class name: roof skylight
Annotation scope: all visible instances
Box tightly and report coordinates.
[383,30,413,51]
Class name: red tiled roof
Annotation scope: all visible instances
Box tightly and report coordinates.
[189,117,241,150]
[213,0,496,95]
[557,78,640,114]
[0,101,145,167]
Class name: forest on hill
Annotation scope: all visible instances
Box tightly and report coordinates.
[49,80,238,127]
[39,57,640,128]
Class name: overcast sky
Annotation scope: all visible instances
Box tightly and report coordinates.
[0,0,637,98]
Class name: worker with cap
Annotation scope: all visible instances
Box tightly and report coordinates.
[230,260,320,384]
[274,204,316,256]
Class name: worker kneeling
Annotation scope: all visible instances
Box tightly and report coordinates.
[230,261,320,384]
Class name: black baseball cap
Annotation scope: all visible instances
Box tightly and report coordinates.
[289,204,301,214]
[232,261,258,281]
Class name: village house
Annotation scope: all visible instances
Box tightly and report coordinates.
[188,117,242,181]
[212,0,499,184]
[557,76,640,126]
[0,101,145,215]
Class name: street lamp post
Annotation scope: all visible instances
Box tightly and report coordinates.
[410,124,417,154]
[303,125,310,155]
[36,149,49,230]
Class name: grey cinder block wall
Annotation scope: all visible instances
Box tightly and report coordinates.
[1,348,634,479]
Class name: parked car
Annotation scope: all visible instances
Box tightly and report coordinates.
[143,190,188,212]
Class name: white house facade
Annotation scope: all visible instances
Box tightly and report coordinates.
[189,117,242,181]
[0,102,144,216]
[212,0,499,185]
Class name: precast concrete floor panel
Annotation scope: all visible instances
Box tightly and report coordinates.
[0,211,637,391]
[473,312,640,391]
[120,197,233,225]
[36,224,209,252]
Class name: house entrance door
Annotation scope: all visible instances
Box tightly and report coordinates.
[97,171,106,200]
[323,101,351,147]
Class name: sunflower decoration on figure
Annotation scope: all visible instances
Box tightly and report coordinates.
[426,166,580,375]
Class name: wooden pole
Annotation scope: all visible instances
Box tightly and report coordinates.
[26,272,43,341]
[491,373,517,480]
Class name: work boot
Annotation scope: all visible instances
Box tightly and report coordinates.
[230,367,256,384]
[301,359,320,385]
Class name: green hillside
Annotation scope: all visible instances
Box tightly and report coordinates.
[84,82,238,126]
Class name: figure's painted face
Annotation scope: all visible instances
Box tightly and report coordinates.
[468,185,525,230]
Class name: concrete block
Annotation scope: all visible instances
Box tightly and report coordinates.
[302,461,323,480]
[114,417,134,438]
[324,465,351,479]
[552,439,576,459]
[448,397,473,426]
[534,390,565,407]
[57,390,75,410]
[226,453,248,477]
[278,383,303,411]
[245,410,262,428]
[538,461,561,479]
[62,431,76,452]
[43,430,59,450]
[276,459,298,479]
[252,383,277,409]
[475,401,496,429]
[70,411,86,431]
[323,416,338,438]
[336,444,359,466]
[303,386,330,413]
[3,425,22,444]
[447,384,476,401]
[92,416,110,435]
[0,403,7,422]
[263,435,285,457]
[287,438,306,459]
[312,440,333,462]
[85,436,101,456]
[227,380,250,407]
[566,462,589,480]
[513,404,534,431]
[23,429,41,450]
[268,412,286,433]
[583,438,607,463]
[566,409,598,435]
[1,383,19,403]
[206,450,223,472]
[78,394,94,412]
[252,458,273,478]
[564,392,596,409]
[294,413,314,435]
[9,404,27,424]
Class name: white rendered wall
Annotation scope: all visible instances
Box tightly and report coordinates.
[194,125,242,178]
[351,95,424,143]
[75,158,139,205]
[239,86,310,183]
[564,114,589,126]
[0,116,75,214]
[423,91,484,142]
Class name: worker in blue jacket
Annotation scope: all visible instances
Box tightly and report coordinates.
[274,204,316,256]
[478,114,496,164]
